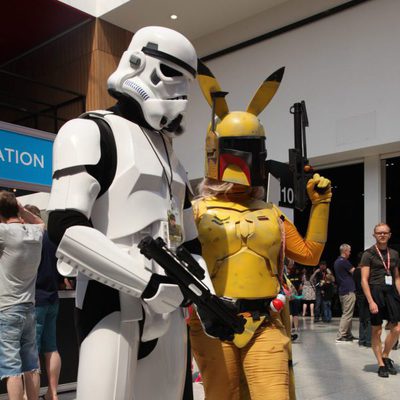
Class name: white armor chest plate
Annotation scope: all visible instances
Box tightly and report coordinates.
[90,114,187,242]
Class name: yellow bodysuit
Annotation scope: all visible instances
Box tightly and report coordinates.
[190,193,329,400]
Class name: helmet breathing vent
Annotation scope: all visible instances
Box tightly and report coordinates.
[123,80,150,100]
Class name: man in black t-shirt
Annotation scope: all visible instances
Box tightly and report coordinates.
[361,223,400,378]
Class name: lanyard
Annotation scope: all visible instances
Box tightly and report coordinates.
[375,245,391,275]
[141,128,173,201]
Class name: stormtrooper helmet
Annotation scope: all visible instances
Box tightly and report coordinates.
[108,26,197,135]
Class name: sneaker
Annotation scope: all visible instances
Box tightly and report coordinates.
[378,366,389,378]
[359,343,371,348]
[335,337,353,343]
[291,333,298,341]
[383,358,397,375]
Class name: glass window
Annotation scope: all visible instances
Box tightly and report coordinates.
[384,156,400,253]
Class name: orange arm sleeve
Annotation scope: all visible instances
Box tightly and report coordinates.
[284,218,324,266]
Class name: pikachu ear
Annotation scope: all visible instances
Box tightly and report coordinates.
[246,67,285,116]
[197,59,229,119]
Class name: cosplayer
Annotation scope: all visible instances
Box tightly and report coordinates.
[46,26,219,400]
[189,62,332,400]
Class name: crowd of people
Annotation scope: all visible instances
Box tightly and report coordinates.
[0,190,399,397]
[287,259,336,334]
[2,189,399,400]
[287,223,400,379]
[0,191,67,400]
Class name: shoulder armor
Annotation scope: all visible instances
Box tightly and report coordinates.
[272,203,288,221]
[192,198,208,222]
[52,118,102,174]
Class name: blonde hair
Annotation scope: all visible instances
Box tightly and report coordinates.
[373,222,390,233]
[197,178,265,200]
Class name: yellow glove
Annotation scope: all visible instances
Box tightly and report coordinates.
[306,173,332,205]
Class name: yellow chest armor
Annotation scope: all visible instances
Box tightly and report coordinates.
[195,197,282,299]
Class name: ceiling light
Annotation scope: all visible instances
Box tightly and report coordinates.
[170,14,178,20]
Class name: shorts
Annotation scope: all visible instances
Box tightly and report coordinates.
[35,301,59,353]
[0,303,39,380]
[370,285,400,326]
[289,299,301,316]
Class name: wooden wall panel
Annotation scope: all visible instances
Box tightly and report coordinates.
[94,19,133,57]
[6,21,95,85]
[0,19,133,131]
[87,50,120,110]
[86,20,133,110]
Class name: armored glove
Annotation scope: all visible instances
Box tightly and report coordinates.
[196,296,239,341]
[306,173,332,204]
[305,173,332,243]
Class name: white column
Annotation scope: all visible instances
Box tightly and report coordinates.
[364,155,383,248]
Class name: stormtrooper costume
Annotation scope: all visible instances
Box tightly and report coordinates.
[47,27,206,400]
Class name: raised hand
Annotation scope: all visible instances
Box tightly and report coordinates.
[306,173,332,204]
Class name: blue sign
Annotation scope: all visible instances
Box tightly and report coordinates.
[0,124,54,190]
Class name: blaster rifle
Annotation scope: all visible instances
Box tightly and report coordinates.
[265,100,314,210]
[138,236,246,335]
[288,100,313,211]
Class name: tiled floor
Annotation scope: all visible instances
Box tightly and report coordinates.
[54,317,399,400]
[293,317,399,400]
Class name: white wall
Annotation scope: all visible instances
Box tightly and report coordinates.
[176,0,400,181]
[194,0,350,57]
[58,0,130,17]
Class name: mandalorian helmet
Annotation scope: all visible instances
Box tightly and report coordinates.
[108,26,197,135]
[205,112,267,186]
[198,61,284,187]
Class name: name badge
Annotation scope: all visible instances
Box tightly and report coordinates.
[385,275,393,286]
[166,198,183,250]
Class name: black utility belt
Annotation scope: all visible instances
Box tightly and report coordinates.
[234,298,274,322]
[235,298,273,313]
[370,284,393,288]
[370,284,394,291]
